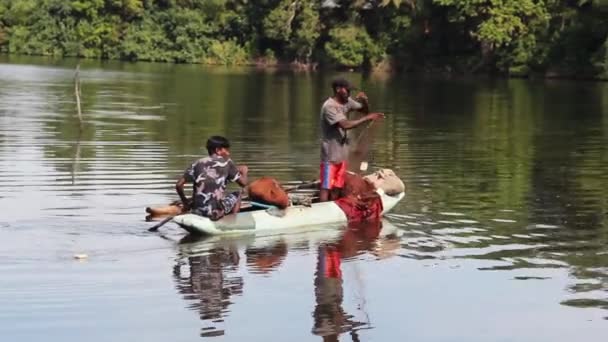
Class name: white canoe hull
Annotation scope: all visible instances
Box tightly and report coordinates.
[173,189,404,236]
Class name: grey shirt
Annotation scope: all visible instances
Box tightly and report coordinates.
[320,97,363,163]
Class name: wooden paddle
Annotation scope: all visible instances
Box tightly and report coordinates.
[148,215,174,232]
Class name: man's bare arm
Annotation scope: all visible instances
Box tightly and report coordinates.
[236,165,248,187]
[175,176,190,208]
[337,112,384,130]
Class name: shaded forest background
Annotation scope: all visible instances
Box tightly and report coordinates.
[0,0,607,78]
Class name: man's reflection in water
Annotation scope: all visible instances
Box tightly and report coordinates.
[173,246,243,337]
[312,220,398,342]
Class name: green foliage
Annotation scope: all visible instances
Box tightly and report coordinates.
[262,0,321,63]
[263,0,296,42]
[593,36,608,78]
[166,8,213,63]
[289,0,320,62]
[0,0,606,75]
[121,15,175,62]
[325,25,382,68]
[434,0,550,69]
[205,39,248,65]
[260,48,278,65]
[109,0,144,19]
[69,0,104,18]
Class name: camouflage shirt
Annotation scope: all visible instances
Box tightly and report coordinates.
[183,155,242,220]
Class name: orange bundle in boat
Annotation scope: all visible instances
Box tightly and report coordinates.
[247,177,290,209]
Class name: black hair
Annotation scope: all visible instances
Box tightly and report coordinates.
[331,77,351,93]
[206,135,230,155]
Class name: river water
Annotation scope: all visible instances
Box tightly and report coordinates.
[1,56,607,341]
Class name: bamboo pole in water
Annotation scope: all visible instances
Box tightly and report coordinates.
[71,130,82,185]
[74,64,83,130]
[72,64,83,184]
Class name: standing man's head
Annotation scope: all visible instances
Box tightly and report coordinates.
[206,136,231,157]
[331,77,351,104]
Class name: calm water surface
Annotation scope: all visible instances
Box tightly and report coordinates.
[1,56,607,341]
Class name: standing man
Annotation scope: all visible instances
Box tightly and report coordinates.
[319,78,384,202]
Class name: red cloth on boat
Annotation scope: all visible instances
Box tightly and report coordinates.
[334,172,383,222]
[335,193,383,223]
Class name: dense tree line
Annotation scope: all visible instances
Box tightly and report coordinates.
[0,0,607,78]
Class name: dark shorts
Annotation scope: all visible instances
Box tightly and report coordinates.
[192,191,241,221]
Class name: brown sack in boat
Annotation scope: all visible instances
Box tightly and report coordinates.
[363,168,405,195]
[248,177,289,209]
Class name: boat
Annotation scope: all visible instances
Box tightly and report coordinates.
[172,188,404,236]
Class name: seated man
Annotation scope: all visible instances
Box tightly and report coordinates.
[175,136,248,221]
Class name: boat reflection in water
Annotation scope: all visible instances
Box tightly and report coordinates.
[172,219,402,339]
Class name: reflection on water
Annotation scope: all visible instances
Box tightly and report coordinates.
[1,56,608,340]
[173,247,243,337]
[311,220,392,341]
[173,220,401,339]
[246,241,288,275]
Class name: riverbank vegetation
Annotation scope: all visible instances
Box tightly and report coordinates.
[0,0,607,78]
